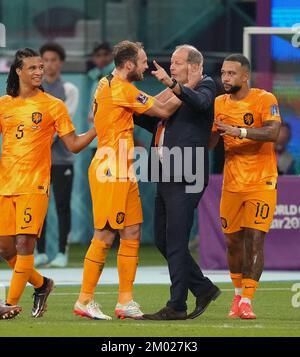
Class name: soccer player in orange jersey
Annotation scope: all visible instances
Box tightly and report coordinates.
[0,48,96,319]
[74,41,181,320]
[210,54,281,319]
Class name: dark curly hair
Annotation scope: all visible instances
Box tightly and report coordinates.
[40,42,66,61]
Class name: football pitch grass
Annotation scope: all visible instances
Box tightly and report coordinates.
[0,281,299,337]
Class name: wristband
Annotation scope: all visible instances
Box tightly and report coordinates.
[239,128,247,138]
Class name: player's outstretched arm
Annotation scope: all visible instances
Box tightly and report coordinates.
[155,88,174,103]
[144,96,182,119]
[60,127,97,153]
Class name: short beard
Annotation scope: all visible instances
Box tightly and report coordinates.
[127,69,142,82]
[224,85,242,94]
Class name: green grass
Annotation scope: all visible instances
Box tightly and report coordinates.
[69,244,199,267]
[67,244,169,268]
[0,282,299,337]
[0,244,177,269]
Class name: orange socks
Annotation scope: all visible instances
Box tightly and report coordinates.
[242,278,258,301]
[230,273,258,302]
[79,237,140,305]
[7,256,44,289]
[117,239,139,304]
[230,272,243,295]
[7,255,34,305]
[79,238,110,304]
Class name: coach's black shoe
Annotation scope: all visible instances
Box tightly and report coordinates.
[188,285,221,319]
[32,277,54,318]
[142,306,187,320]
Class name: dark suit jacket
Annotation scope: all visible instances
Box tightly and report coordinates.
[134,75,216,185]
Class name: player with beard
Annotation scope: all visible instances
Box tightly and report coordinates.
[209,54,281,319]
[74,41,181,320]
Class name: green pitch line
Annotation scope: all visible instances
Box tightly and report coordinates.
[0,282,299,337]
[0,245,169,269]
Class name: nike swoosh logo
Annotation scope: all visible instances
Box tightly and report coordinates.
[20,226,31,229]
[15,271,25,274]
[254,221,264,224]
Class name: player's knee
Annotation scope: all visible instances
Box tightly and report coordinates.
[121,224,141,240]
[0,246,11,261]
[94,225,116,242]
[244,228,265,251]
[15,235,36,254]
[93,233,115,248]
[0,239,16,261]
[225,235,241,252]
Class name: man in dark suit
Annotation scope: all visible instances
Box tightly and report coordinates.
[135,45,221,320]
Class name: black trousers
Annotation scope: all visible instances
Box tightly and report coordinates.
[37,165,74,254]
[155,181,214,311]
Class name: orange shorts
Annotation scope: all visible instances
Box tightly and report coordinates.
[220,190,277,233]
[0,194,49,237]
[89,177,143,230]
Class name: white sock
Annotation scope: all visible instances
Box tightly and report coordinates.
[235,288,242,296]
[239,297,251,306]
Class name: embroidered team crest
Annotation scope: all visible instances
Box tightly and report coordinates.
[243,113,254,126]
[270,104,280,116]
[32,112,43,124]
[116,212,125,224]
[136,93,148,104]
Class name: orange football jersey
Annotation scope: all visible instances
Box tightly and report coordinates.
[214,88,281,192]
[0,91,75,195]
[91,74,155,179]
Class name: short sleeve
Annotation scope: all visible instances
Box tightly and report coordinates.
[261,93,281,123]
[53,100,75,137]
[113,82,155,114]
